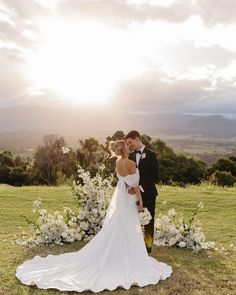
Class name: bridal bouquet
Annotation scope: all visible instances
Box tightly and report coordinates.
[139,207,152,226]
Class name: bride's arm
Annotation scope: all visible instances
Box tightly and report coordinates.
[133,185,143,211]
[128,161,143,210]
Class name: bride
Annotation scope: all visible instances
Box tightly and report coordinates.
[16,140,172,293]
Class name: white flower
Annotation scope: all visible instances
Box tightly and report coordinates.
[178,241,186,248]
[161,215,170,225]
[141,153,146,159]
[33,199,42,210]
[139,208,152,226]
[197,202,204,209]
[38,209,47,215]
[68,221,74,227]
[62,147,70,154]
[168,208,177,217]
[71,217,77,223]
[80,221,89,231]
[193,245,202,253]
[92,208,98,214]
[169,226,178,235]
[154,202,215,253]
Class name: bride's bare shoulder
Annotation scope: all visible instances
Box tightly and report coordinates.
[116,158,136,175]
[127,159,136,174]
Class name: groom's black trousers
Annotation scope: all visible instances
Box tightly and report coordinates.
[141,191,157,253]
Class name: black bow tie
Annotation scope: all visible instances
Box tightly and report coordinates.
[135,150,142,154]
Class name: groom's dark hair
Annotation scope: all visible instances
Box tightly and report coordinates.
[125,130,141,140]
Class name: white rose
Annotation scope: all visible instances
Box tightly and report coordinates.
[168,208,176,217]
[178,241,186,248]
[80,221,89,231]
[161,215,170,225]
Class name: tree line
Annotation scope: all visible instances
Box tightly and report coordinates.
[0,131,236,187]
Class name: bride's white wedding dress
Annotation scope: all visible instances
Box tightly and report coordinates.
[16,169,172,292]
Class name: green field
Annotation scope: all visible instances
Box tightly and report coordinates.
[0,184,235,295]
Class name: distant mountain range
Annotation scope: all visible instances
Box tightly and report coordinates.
[0,104,236,137]
[157,114,236,137]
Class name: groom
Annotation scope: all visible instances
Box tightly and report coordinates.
[125,130,159,254]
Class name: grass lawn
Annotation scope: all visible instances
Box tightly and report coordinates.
[0,184,235,295]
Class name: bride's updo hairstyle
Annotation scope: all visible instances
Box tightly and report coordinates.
[109,140,126,157]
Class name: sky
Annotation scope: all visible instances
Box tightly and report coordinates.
[1,0,236,117]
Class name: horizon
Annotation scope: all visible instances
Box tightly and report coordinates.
[1,103,236,120]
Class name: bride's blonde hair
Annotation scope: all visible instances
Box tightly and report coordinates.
[109,140,126,157]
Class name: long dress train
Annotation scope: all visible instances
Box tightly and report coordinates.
[16,169,172,292]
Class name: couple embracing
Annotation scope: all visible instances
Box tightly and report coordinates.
[16,130,172,293]
[115,130,159,254]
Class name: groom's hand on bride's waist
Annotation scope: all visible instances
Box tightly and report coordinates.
[125,183,135,194]
[128,188,135,195]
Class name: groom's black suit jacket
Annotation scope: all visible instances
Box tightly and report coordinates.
[129,147,159,197]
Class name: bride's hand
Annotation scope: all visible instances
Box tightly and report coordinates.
[136,201,144,211]
[138,205,144,212]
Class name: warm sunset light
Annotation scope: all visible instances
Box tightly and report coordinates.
[1,0,236,114]
[1,4,236,293]
[25,21,114,103]
[24,19,146,104]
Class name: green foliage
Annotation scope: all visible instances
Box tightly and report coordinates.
[0,165,11,183]
[152,138,175,157]
[0,151,31,185]
[33,134,77,185]
[210,170,236,187]
[3,130,235,187]
[0,150,15,167]
[56,171,74,186]
[209,157,236,177]
[76,137,105,177]
[138,136,207,185]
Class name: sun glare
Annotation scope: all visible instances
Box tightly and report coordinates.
[24,20,141,104]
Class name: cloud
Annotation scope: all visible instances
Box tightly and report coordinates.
[161,41,236,72]
[0,19,39,48]
[0,47,68,108]
[56,0,194,27]
[196,0,236,26]
[0,47,31,104]
[1,0,50,20]
[111,67,236,113]
[1,0,235,115]
[56,0,236,26]
[0,0,55,107]
[0,0,52,48]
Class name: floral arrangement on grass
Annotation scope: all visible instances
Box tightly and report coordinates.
[154,202,216,252]
[69,164,114,238]
[17,199,83,247]
[17,165,114,247]
[17,163,216,253]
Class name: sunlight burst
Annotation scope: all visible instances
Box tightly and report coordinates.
[25,20,142,104]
